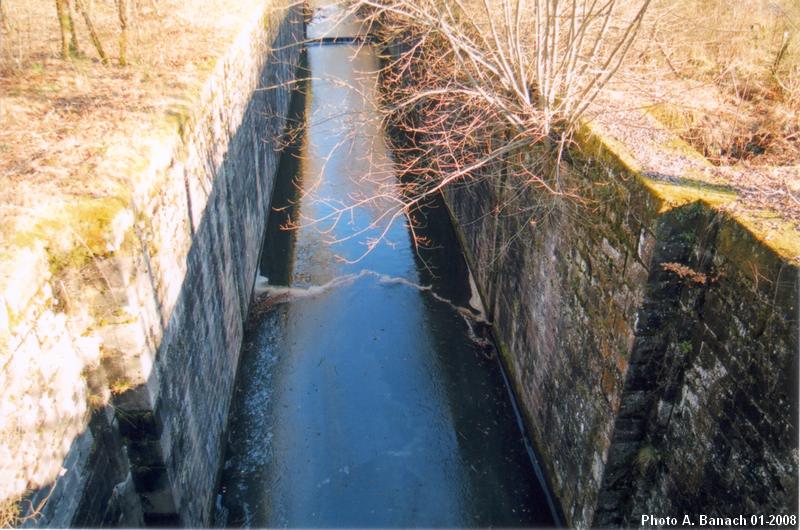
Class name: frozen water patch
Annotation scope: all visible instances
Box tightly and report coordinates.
[254,269,373,298]
[256,270,487,320]
[253,270,495,352]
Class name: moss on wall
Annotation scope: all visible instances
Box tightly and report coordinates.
[428,92,798,529]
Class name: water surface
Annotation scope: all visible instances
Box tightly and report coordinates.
[215,21,557,528]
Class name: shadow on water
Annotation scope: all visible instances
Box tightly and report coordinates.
[409,196,564,527]
[215,17,559,528]
[259,51,310,287]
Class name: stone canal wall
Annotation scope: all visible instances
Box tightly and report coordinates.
[0,1,302,526]
[381,29,798,530]
[439,121,799,527]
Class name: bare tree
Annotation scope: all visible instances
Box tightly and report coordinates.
[117,0,129,65]
[361,0,651,150]
[0,0,11,60]
[55,0,81,59]
[296,0,652,258]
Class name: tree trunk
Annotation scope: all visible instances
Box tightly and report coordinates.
[772,31,792,75]
[117,0,128,66]
[66,0,80,55]
[55,0,71,58]
[0,0,9,57]
[55,0,81,58]
[75,0,107,64]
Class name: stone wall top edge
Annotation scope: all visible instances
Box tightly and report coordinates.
[576,119,800,269]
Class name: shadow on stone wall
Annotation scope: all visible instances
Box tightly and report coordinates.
[15,4,304,527]
[595,202,798,527]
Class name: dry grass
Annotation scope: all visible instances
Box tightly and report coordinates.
[620,0,799,167]
[1,0,797,237]
[0,0,256,72]
[0,0,263,235]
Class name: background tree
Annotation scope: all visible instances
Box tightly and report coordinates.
[0,0,11,57]
[55,0,80,59]
[75,0,108,64]
[117,0,128,65]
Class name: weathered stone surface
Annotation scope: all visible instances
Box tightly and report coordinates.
[440,157,798,528]
[438,153,652,527]
[1,0,302,525]
[103,2,303,524]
